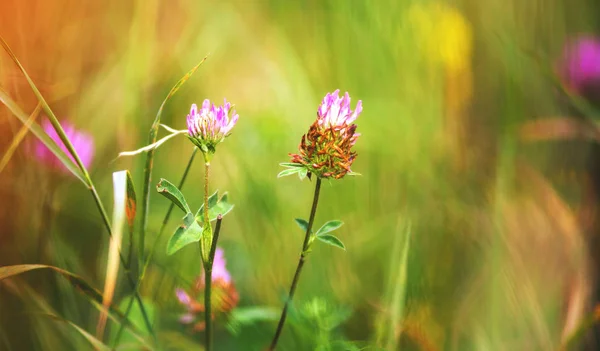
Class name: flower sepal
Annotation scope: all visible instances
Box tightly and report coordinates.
[186,134,214,157]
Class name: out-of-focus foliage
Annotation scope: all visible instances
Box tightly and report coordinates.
[1,0,600,350]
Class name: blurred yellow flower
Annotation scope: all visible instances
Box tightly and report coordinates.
[406,2,473,74]
[406,2,474,171]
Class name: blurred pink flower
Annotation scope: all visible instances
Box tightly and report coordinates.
[175,247,238,332]
[558,35,600,100]
[35,119,94,173]
[201,247,232,284]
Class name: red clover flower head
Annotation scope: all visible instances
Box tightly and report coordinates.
[186,99,238,159]
[289,90,362,179]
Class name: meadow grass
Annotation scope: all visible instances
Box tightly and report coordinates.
[1,0,599,350]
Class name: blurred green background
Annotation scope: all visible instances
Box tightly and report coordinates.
[1,0,600,350]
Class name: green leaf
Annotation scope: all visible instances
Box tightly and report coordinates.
[294,218,309,232]
[298,167,308,181]
[315,220,344,236]
[208,190,219,208]
[277,168,302,178]
[316,234,346,250]
[197,190,219,215]
[209,192,234,220]
[196,191,235,222]
[166,213,203,255]
[156,178,191,214]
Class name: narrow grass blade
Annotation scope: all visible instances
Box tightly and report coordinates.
[374,221,411,348]
[108,295,156,351]
[97,171,135,340]
[3,280,153,350]
[140,56,208,267]
[0,36,156,339]
[0,88,85,182]
[44,313,111,351]
[0,35,91,177]
[118,130,187,157]
[0,102,42,175]
[386,223,411,349]
[0,264,104,302]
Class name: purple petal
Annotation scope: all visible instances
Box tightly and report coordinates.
[348,100,362,124]
[212,248,232,283]
[175,288,192,305]
[202,99,211,111]
[179,313,195,324]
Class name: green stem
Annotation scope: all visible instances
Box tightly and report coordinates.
[204,260,213,351]
[204,215,223,351]
[140,129,159,267]
[204,162,210,224]
[269,178,322,350]
[113,147,198,348]
[202,160,212,351]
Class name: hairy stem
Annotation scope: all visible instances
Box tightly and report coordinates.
[204,162,210,224]
[269,178,322,350]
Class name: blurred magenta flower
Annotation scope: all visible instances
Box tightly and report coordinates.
[186,99,239,159]
[201,247,231,284]
[289,90,362,179]
[558,35,600,99]
[35,119,94,173]
[175,247,239,332]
